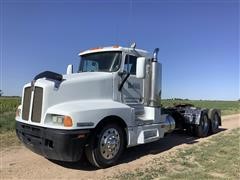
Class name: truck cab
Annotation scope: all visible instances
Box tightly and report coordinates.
[15,44,221,168]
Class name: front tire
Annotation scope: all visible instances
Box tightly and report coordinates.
[194,112,210,138]
[85,123,125,168]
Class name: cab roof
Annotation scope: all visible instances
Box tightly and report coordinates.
[79,45,152,58]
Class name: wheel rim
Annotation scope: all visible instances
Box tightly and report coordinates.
[213,114,219,130]
[201,115,209,134]
[100,128,120,160]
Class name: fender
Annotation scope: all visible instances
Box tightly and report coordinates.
[45,100,135,129]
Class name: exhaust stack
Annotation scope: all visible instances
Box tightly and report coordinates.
[149,48,162,107]
[153,48,159,61]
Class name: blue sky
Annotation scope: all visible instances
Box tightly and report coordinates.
[0,0,239,100]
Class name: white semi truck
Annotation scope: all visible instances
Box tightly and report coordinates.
[15,44,221,168]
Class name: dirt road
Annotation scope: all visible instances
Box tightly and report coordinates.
[1,114,239,180]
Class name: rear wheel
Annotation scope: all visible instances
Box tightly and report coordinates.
[194,112,210,138]
[85,123,125,168]
[210,113,220,134]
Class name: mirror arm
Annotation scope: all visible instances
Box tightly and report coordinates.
[118,73,130,91]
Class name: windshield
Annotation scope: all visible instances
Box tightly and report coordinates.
[78,51,122,72]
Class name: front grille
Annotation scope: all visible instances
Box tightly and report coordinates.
[22,86,43,123]
[31,87,43,123]
[22,87,31,120]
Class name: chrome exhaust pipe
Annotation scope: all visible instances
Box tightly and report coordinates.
[149,48,161,107]
[153,48,159,62]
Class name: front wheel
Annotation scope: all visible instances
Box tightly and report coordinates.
[85,123,125,168]
[194,112,210,138]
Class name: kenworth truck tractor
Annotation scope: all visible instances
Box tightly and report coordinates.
[15,44,221,168]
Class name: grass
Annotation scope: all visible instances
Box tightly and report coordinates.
[0,131,21,149]
[112,128,240,180]
[0,97,21,114]
[0,97,20,132]
[0,97,21,149]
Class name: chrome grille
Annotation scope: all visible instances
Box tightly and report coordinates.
[31,87,43,123]
[22,87,31,120]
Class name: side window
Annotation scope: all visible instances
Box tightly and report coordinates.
[124,55,137,75]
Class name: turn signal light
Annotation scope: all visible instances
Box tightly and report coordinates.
[64,116,73,127]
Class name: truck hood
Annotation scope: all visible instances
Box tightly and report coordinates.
[62,72,111,81]
[31,72,114,114]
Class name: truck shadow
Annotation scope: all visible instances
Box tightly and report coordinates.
[50,128,226,171]
[120,128,226,164]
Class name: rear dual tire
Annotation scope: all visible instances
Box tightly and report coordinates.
[194,112,210,138]
[210,112,220,134]
[194,111,220,137]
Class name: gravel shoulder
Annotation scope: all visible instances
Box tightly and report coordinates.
[1,114,239,180]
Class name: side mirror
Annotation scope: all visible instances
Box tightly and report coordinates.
[66,64,73,75]
[136,57,146,79]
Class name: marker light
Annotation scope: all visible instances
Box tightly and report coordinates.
[90,47,102,50]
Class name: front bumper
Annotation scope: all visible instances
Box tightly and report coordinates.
[16,121,90,162]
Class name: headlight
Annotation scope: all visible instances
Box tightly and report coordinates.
[52,115,63,123]
[51,115,73,127]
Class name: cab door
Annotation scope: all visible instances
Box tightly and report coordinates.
[121,54,144,105]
